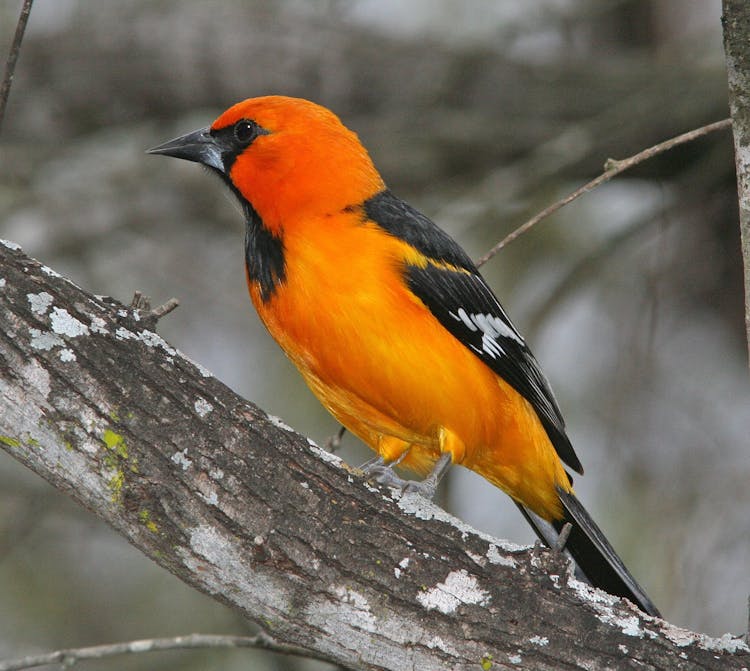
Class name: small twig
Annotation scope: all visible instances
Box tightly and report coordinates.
[130,291,179,329]
[325,425,347,452]
[129,290,151,312]
[150,297,180,320]
[0,632,331,671]
[0,0,34,137]
[476,118,732,267]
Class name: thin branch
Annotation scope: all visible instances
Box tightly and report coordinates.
[0,632,329,671]
[476,118,732,267]
[0,0,34,136]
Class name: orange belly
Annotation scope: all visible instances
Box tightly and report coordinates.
[249,213,572,520]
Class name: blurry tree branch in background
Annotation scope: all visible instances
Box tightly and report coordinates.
[1,245,747,671]
[0,0,33,136]
[476,118,732,267]
[723,0,750,363]
[0,633,318,671]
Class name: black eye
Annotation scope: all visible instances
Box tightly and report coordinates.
[234,119,258,145]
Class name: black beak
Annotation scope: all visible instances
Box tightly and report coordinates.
[147,127,224,172]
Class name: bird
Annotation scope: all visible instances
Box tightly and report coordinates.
[149,95,660,617]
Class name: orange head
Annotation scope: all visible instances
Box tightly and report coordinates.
[149,96,385,231]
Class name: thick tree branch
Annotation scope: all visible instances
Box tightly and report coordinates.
[0,241,747,671]
[723,0,750,363]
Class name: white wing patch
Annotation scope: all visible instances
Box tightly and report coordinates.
[450,307,524,359]
[455,308,478,332]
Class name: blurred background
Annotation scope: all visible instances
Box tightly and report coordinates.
[1,0,747,668]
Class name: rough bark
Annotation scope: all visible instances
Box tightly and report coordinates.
[723,0,750,362]
[0,241,747,670]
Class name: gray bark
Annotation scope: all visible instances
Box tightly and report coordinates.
[0,242,747,670]
[724,0,750,362]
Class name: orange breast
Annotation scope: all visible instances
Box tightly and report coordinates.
[248,210,571,520]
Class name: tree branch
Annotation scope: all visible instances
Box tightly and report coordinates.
[0,633,320,671]
[723,0,750,363]
[476,118,731,267]
[0,240,747,670]
[0,0,34,136]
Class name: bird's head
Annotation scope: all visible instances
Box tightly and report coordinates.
[149,96,385,230]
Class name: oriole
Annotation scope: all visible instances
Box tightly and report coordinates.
[149,95,660,616]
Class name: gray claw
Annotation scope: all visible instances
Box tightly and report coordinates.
[361,452,451,501]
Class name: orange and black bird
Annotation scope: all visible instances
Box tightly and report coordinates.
[149,95,660,617]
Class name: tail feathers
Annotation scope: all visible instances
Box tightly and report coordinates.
[516,490,661,617]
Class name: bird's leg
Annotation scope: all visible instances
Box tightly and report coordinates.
[360,437,410,476]
[403,452,452,499]
[360,447,408,475]
[365,452,452,501]
[360,455,386,472]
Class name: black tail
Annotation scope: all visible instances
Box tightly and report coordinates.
[516,489,660,617]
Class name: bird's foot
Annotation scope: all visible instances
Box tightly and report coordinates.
[364,463,439,499]
[361,452,451,501]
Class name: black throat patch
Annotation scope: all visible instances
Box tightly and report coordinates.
[204,125,285,302]
[227,185,285,302]
[214,173,286,302]
[244,200,285,302]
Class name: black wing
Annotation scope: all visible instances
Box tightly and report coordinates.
[364,189,582,474]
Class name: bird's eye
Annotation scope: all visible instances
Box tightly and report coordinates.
[234,119,257,145]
